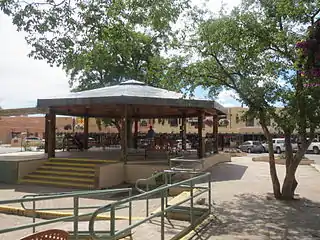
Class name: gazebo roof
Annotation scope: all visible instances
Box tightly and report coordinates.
[37,80,227,118]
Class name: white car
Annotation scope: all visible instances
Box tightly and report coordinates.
[176,139,192,150]
[307,139,320,154]
[23,137,42,146]
[262,138,298,154]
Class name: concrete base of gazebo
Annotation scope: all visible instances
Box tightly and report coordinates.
[4,150,231,189]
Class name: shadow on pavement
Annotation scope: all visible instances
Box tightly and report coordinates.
[195,163,248,184]
[208,163,248,182]
[192,193,320,240]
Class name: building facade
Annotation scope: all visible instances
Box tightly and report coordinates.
[0,107,280,144]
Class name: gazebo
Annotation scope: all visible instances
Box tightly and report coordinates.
[37,80,227,161]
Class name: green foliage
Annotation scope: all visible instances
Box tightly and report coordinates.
[1,0,189,89]
[179,0,320,136]
[1,0,191,130]
[177,0,320,198]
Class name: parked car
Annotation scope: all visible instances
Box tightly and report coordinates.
[23,137,42,147]
[262,138,298,154]
[176,139,192,150]
[138,139,150,149]
[88,137,96,148]
[239,141,264,153]
[307,138,320,154]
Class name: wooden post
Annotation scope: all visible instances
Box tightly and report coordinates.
[83,116,89,150]
[197,112,205,159]
[123,105,128,164]
[134,119,139,149]
[44,114,49,153]
[181,116,187,150]
[212,115,218,153]
[47,109,56,158]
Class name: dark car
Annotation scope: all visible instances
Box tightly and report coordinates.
[239,141,264,153]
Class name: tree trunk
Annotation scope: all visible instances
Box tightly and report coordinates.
[282,132,297,200]
[267,143,282,199]
[281,163,299,200]
[281,129,315,200]
[259,116,282,199]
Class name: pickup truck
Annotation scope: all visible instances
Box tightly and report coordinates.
[262,138,298,154]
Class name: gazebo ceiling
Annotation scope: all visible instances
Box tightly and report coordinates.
[37,80,227,118]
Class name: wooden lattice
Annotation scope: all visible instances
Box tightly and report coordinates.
[20,229,69,240]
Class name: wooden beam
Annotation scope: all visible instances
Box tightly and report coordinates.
[83,115,89,150]
[212,115,218,153]
[44,114,49,153]
[181,115,187,150]
[123,105,128,164]
[197,111,205,159]
[47,109,56,158]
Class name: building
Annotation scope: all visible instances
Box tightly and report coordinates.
[0,107,285,144]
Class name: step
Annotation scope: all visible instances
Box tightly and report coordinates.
[44,162,97,168]
[36,170,95,177]
[49,158,118,164]
[19,179,94,188]
[39,166,95,172]
[24,174,95,183]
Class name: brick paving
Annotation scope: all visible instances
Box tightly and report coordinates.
[1,156,320,239]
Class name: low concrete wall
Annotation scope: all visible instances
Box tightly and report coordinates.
[202,153,231,170]
[172,153,232,181]
[98,162,124,189]
[124,164,168,184]
[18,159,47,179]
[96,153,231,188]
[0,161,18,183]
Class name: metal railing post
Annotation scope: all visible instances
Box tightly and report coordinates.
[32,199,36,233]
[73,196,79,240]
[164,172,168,207]
[190,180,194,225]
[160,190,165,240]
[129,189,132,226]
[208,174,212,214]
[110,205,115,236]
[146,184,149,217]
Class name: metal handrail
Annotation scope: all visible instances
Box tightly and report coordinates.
[0,188,132,237]
[135,171,166,193]
[0,173,211,240]
[89,172,211,240]
[20,189,127,211]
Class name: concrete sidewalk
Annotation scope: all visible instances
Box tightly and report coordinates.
[197,157,320,239]
[1,156,320,239]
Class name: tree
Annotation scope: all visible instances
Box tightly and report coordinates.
[179,1,320,199]
[1,0,189,143]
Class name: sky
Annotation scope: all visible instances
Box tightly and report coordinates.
[0,0,241,110]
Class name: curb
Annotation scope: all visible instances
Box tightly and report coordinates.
[0,206,144,221]
[311,164,320,173]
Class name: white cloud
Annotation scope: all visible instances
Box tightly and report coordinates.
[0,13,70,109]
[216,89,240,107]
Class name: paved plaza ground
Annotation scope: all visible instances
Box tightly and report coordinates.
[1,156,320,239]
